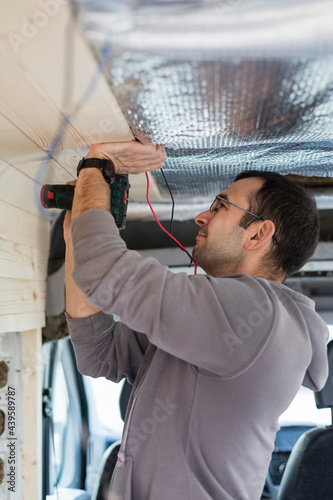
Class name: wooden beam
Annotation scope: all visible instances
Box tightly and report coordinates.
[0,279,45,316]
[21,328,42,500]
[0,239,48,280]
[0,312,45,332]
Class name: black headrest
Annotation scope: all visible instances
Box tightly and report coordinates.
[315,340,333,409]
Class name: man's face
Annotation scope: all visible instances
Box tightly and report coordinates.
[192,177,264,276]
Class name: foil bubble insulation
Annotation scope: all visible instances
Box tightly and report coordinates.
[72,0,333,211]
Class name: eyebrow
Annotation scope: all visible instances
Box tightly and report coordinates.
[216,194,263,220]
[217,193,231,208]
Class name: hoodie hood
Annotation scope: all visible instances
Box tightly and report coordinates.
[282,285,329,391]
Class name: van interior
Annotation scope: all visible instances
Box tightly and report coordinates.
[0,0,333,499]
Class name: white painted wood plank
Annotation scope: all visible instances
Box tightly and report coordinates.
[0,239,48,280]
[0,0,162,206]
[0,47,86,168]
[0,109,163,205]
[21,328,42,500]
[0,113,76,183]
[0,200,50,251]
[0,278,46,315]
[0,162,55,217]
[0,158,8,175]
[1,0,133,144]
[0,312,45,333]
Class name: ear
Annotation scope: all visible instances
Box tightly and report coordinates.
[243,220,276,251]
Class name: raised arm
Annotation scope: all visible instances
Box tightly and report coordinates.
[64,140,166,318]
[64,207,101,318]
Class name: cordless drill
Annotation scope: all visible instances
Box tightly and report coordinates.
[41,174,130,229]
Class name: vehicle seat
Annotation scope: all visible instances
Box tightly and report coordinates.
[277,340,333,500]
[91,380,133,500]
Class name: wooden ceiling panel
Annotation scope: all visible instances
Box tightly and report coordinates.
[0,114,74,182]
[0,0,161,219]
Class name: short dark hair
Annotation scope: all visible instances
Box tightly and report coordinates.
[234,170,320,280]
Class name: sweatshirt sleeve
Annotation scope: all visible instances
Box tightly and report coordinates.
[66,310,150,383]
[70,210,283,376]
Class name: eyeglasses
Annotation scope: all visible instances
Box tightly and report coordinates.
[210,195,278,246]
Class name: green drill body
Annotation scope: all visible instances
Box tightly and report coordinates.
[41,174,130,230]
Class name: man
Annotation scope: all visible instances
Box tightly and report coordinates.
[65,140,329,500]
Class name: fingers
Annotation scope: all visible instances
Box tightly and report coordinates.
[127,142,167,165]
[89,141,166,159]
[85,141,167,175]
[156,144,167,159]
[140,143,166,160]
[138,144,167,163]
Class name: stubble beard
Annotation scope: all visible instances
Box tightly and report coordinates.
[192,227,245,277]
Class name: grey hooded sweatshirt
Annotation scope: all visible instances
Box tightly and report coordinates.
[67,209,329,500]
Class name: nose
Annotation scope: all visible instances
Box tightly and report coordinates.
[195,209,213,227]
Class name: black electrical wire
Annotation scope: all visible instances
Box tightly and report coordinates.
[145,172,197,273]
[160,168,175,235]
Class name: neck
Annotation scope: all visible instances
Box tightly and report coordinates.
[210,260,283,283]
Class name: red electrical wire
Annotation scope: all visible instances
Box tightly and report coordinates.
[145,172,197,275]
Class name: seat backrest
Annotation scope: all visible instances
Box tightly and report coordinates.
[277,426,333,500]
[277,339,333,500]
[91,380,132,500]
[91,441,121,500]
[315,340,333,419]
